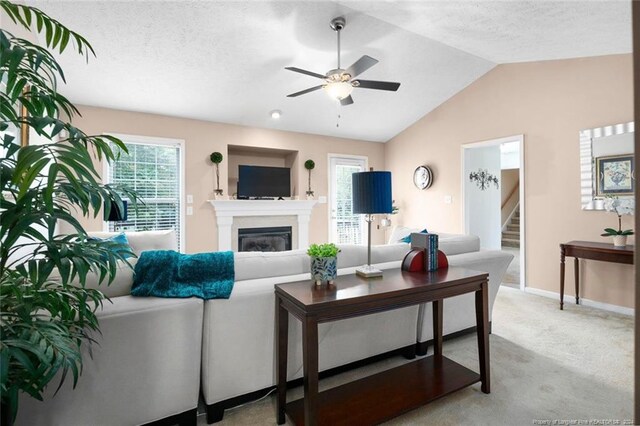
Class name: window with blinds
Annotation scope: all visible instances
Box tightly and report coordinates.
[106,139,183,250]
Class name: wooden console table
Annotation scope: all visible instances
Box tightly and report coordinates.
[275,267,490,426]
[559,240,634,310]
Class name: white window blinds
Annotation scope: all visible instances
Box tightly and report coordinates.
[107,140,182,250]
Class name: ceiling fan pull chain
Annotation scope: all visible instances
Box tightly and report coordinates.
[336,102,341,128]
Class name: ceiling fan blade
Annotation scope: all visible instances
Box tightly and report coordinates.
[285,67,326,79]
[340,95,354,106]
[345,55,378,78]
[353,79,401,91]
[287,85,324,97]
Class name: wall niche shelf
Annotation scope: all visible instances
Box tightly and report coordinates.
[227,145,299,198]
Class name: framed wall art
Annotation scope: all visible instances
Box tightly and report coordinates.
[596,154,634,196]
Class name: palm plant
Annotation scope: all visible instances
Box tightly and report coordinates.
[1,1,138,423]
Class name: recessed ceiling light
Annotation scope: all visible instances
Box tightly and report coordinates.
[270,110,282,119]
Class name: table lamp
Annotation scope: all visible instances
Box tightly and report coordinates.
[104,200,128,231]
[352,170,393,278]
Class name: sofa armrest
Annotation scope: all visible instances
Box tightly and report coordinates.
[18,297,203,426]
[418,250,514,343]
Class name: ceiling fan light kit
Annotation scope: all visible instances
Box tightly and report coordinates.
[285,16,401,106]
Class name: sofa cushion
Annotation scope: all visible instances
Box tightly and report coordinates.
[51,230,179,298]
[89,230,177,257]
[87,259,137,298]
[387,227,480,256]
[388,226,414,244]
[438,233,480,255]
[400,229,427,243]
[234,250,310,282]
[371,243,410,264]
[50,259,137,299]
[336,244,367,269]
[88,232,134,260]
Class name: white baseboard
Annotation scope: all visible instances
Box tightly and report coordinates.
[523,286,635,316]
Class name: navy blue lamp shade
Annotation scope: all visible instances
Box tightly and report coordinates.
[352,171,393,214]
[104,200,128,222]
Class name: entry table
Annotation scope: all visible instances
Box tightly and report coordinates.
[559,240,634,310]
[275,267,490,426]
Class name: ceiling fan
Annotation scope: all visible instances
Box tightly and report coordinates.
[285,17,401,106]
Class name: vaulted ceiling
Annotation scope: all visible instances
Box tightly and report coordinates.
[28,1,631,142]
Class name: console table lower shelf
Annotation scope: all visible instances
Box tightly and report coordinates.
[285,355,480,426]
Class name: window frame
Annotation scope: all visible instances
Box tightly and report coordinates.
[327,153,369,245]
[102,133,186,252]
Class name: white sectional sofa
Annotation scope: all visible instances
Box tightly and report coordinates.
[202,231,513,423]
[17,231,203,426]
[17,229,512,426]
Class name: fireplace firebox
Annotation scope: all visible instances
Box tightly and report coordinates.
[238,226,292,252]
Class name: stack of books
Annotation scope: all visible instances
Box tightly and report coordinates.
[409,232,439,272]
[425,233,438,272]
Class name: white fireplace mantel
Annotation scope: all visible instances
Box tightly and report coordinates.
[208,199,318,251]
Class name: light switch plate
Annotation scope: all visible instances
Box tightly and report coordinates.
[186,206,193,216]
[186,194,193,204]
[444,195,452,204]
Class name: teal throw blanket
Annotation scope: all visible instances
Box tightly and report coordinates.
[131,250,234,299]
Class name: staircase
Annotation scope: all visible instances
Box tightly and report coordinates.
[502,206,520,248]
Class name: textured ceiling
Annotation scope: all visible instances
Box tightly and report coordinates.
[26,1,630,142]
[346,0,632,63]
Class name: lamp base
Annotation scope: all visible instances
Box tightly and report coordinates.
[356,264,383,278]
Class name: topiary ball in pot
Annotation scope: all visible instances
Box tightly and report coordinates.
[304,159,315,197]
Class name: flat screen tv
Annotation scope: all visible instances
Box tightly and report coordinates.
[237,165,291,198]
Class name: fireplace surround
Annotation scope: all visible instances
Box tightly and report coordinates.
[208,199,318,251]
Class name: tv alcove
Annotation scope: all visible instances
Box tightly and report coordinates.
[227,145,299,199]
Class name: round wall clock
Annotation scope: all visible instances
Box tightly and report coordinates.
[413,165,433,190]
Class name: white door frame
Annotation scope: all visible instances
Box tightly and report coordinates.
[461,135,526,291]
[327,153,368,244]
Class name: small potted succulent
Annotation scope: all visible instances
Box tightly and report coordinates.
[601,196,634,247]
[307,243,340,285]
[210,151,224,197]
[304,159,315,199]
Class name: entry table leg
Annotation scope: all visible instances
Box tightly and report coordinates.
[475,280,490,394]
[574,257,580,305]
[302,316,319,426]
[276,297,289,425]
[559,245,565,310]
[432,299,443,357]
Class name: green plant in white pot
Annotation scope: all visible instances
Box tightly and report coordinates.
[0,2,138,424]
[307,243,340,285]
[601,196,634,247]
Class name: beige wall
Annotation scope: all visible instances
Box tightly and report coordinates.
[71,106,386,253]
[384,54,634,308]
[501,169,519,225]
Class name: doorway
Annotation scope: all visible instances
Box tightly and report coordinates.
[462,135,525,290]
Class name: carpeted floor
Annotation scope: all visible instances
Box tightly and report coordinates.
[501,247,520,288]
[199,287,633,425]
